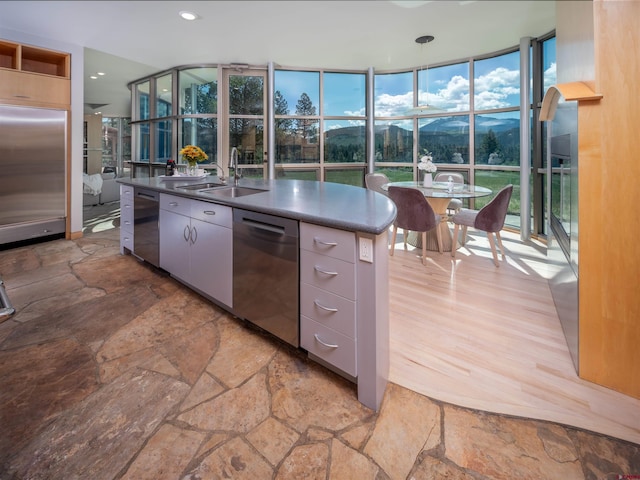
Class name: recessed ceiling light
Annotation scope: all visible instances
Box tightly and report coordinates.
[179,10,200,21]
[97,72,105,76]
[90,75,98,80]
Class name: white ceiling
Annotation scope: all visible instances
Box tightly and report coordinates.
[0,1,555,116]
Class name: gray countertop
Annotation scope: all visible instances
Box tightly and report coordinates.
[118,176,396,235]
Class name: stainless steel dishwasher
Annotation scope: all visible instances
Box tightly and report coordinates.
[233,209,299,347]
[133,188,160,267]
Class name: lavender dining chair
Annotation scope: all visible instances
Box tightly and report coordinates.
[450,184,513,267]
[387,186,442,265]
[365,172,390,196]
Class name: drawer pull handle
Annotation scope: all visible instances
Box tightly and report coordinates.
[314,266,338,276]
[203,210,216,216]
[183,225,190,242]
[314,237,337,247]
[314,300,338,312]
[169,202,179,207]
[314,334,338,349]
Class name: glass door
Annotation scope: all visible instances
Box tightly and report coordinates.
[223,68,267,179]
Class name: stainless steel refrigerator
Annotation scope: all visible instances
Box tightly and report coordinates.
[0,104,67,246]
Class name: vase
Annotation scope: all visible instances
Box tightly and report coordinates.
[423,172,433,187]
[188,163,198,176]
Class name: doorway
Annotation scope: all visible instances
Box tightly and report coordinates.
[222,68,267,179]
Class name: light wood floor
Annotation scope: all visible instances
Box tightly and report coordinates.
[388,227,640,445]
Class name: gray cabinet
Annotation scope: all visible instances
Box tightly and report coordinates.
[119,185,134,254]
[300,223,357,377]
[118,182,390,411]
[159,194,232,307]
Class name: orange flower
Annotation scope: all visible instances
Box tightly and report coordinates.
[179,145,208,165]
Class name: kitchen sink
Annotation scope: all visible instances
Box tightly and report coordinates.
[177,182,228,190]
[200,186,268,198]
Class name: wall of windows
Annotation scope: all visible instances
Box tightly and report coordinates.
[129,33,554,234]
[272,70,367,184]
[101,117,131,176]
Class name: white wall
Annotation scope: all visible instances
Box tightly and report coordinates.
[0,27,84,237]
[556,1,595,85]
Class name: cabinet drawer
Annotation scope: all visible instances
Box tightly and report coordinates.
[190,201,232,228]
[300,223,355,263]
[120,185,134,199]
[301,316,356,377]
[300,250,355,300]
[120,229,133,252]
[120,205,134,233]
[160,194,191,216]
[120,188,134,232]
[300,283,356,338]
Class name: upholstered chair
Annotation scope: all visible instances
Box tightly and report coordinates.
[387,186,442,265]
[365,172,390,196]
[434,172,464,214]
[451,184,513,267]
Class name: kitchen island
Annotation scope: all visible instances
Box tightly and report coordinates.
[117,176,396,411]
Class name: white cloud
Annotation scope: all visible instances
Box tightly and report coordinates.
[373,64,522,115]
[375,92,413,116]
[543,62,556,92]
[473,66,520,110]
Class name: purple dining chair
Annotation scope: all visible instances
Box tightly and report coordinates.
[450,184,513,267]
[387,186,442,265]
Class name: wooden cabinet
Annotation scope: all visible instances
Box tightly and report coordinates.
[300,223,357,377]
[555,1,640,399]
[0,40,70,108]
[120,185,134,254]
[159,194,232,307]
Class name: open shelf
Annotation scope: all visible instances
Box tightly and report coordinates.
[21,45,69,77]
[0,40,70,78]
[0,41,19,69]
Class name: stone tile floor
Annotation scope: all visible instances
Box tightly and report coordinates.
[0,228,638,479]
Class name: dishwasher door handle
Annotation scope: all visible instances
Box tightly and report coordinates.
[136,192,158,201]
[241,218,286,236]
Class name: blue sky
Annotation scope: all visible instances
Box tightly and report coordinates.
[274,37,556,119]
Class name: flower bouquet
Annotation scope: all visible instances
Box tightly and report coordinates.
[180,145,208,166]
[418,153,437,187]
[179,145,208,176]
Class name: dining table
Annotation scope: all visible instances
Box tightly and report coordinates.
[382,181,492,252]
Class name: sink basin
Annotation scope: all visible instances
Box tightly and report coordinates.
[200,186,268,198]
[177,182,228,190]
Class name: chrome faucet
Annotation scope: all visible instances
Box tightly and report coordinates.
[230,147,239,186]
[213,161,226,182]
